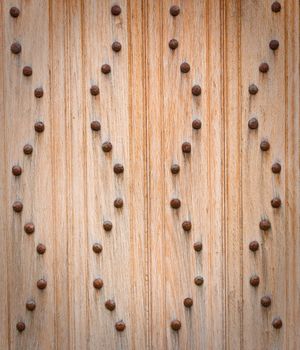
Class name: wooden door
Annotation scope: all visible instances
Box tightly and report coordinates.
[1,1,299,349]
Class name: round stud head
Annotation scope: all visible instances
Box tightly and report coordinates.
[24,223,35,234]
[192,85,201,96]
[170,319,181,331]
[92,243,103,254]
[272,317,283,329]
[26,299,36,311]
[90,121,101,131]
[250,275,260,287]
[260,140,270,151]
[272,162,281,174]
[249,241,259,252]
[171,164,180,174]
[102,141,113,152]
[112,41,122,52]
[271,2,281,12]
[16,321,25,332]
[182,221,192,231]
[269,39,279,50]
[10,7,20,18]
[192,119,202,130]
[12,165,22,176]
[105,299,116,311]
[101,64,111,74]
[259,219,271,231]
[93,278,103,289]
[183,297,193,308]
[114,163,124,174]
[103,221,113,231]
[182,142,191,153]
[90,85,99,96]
[170,198,181,209]
[271,197,281,208]
[11,42,21,54]
[261,295,272,307]
[248,84,258,95]
[23,66,32,76]
[13,201,23,213]
[36,243,46,254]
[180,62,190,73]
[259,63,269,73]
[111,5,121,16]
[23,144,33,154]
[194,276,204,286]
[169,39,178,50]
[114,198,124,208]
[248,118,259,130]
[34,87,44,98]
[34,121,45,133]
[37,279,47,290]
[115,321,126,331]
[170,5,180,16]
[193,241,203,252]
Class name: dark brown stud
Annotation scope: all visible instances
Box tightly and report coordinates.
[271,2,281,12]
[24,223,35,234]
[12,165,22,176]
[37,279,47,290]
[11,42,21,54]
[16,321,25,332]
[194,276,204,286]
[192,85,201,96]
[183,297,193,308]
[260,140,270,151]
[34,121,45,133]
[93,278,104,290]
[249,275,260,287]
[248,118,258,130]
[115,320,126,332]
[192,119,202,130]
[169,39,178,50]
[248,84,258,95]
[272,162,281,174]
[272,317,283,329]
[170,5,180,16]
[170,319,181,331]
[182,221,192,232]
[90,85,99,96]
[182,142,191,153]
[26,299,36,311]
[259,219,271,231]
[23,144,33,154]
[102,141,113,153]
[105,299,116,311]
[114,198,123,208]
[112,41,122,52]
[103,220,113,231]
[90,121,101,131]
[92,243,103,254]
[180,62,190,73]
[269,40,279,51]
[171,164,180,174]
[259,63,269,73]
[13,201,23,213]
[193,241,202,252]
[36,243,46,255]
[111,5,121,16]
[101,64,111,74]
[23,66,32,76]
[271,197,281,208]
[170,198,181,209]
[34,87,44,98]
[249,241,259,252]
[261,295,272,307]
[114,163,124,174]
[10,7,20,18]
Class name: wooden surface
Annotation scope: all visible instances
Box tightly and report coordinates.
[0,1,299,349]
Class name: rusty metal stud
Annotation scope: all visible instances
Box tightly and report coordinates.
[260,140,270,151]
[183,297,193,308]
[261,295,272,307]
[23,144,33,154]
[259,219,271,231]
[170,5,180,16]
[90,121,101,131]
[192,85,201,96]
[13,201,23,213]
[26,299,36,311]
[114,198,123,208]
[34,121,45,133]
[272,317,283,329]
[271,197,281,208]
[93,278,103,289]
[194,276,204,286]
[182,142,191,153]
[102,141,113,153]
[269,40,279,50]
[105,299,116,311]
[11,42,21,54]
[10,7,20,18]
[36,243,46,254]
[272,162,281,174]
[103,220,113,231]
[192,119,202,130]
[101,64,111,74]
[34,87,44,98]
[169,39,178,50]
[112,41,122,52]
[248,118,258,130]
[259,63,269,73]
[171,319,181,331]
[182,221,192,232]
[16,321,25,332]
[249,241,259,252]
[92,243,103,254]
[24,223,35,234]
[171,164,180,174]
[23,66,32,76]
[114,163,124,174]
[180,62,190,73]
[193,241,202,252]
[249,275,260,287]
[37,278,47,290]
[115,320,126,331]
[271,2,281,12]
[111,5,121,16]
[248,84,258,95]
[90,85,99,96]
[170,198,181,209]
[12,165,22,176]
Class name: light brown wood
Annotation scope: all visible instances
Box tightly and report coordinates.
[1,1,299,349]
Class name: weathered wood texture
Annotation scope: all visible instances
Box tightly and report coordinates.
[0,1,299,349]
